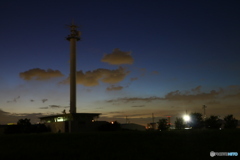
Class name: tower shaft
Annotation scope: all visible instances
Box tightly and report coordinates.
[66,23,80,114]
[70,38,77,113]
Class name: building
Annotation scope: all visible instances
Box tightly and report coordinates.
[146,122,158,130]
[39,113,101,133]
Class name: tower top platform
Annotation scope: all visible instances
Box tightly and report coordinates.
[66,23,81,41]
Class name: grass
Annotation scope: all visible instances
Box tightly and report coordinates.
[0,129,239,160]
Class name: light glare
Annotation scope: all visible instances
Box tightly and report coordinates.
[183,115,190,122]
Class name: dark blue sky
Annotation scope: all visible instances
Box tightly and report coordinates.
[1,0,240,125]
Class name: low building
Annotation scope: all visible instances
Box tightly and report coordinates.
[146,122,158,130]
[39,113,101,133]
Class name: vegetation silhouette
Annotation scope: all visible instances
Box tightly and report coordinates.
[17,118,32,133]
[189,112,204,129]
[175,117,186,129]
[205,115,222,129]
[224,114,238,129]
[174,113,239,130]
[4,118,50,134]
[17,118,31,126]
[158,118,170,131]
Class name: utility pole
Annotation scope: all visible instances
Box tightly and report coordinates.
[203,105,207,119]
[152,113,155,123]
[126,116,130,123]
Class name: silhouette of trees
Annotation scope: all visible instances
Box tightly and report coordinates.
[189,112,204,129]
[158,118,170,131]
[175,117,185,129]
[17,118,32,133]
[4,118,50,134]
[205,116,222,129]
[17,118,31,126]
[224,114,238,129]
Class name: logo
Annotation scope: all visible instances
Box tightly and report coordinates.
[210,151,238,157]
[210,151,215,157]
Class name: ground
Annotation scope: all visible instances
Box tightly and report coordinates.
[0,129,239,160]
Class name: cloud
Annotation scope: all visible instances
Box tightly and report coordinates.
[163,89,222,102]
[223,92,240,99]
[39,105,69,109]
[106,86,225,103]
[107,96,163,103]
[61,67,130,86]
[0,109,44,124]
[0,109,10,116]
[131,105,145,108]
[106,85,123,91]
[125,77,138,88]
[139,68,147,76]
[19,68,64,80]
[151,71,159,75]
[42,99,48,103]
[7,96,20,103]
[228,85,240,89]
[130,77,138,81]
[206,100,220,105]
[85,89,92,92]
[191,85,201,93]
[39,107,48,109]
[109,111,124,114]
[222,85,240,100]
[101,48,134,65]
[49,105,61,108]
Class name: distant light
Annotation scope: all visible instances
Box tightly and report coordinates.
[55,117,64,122]
[183,115,190,122]
[7,123,17,125]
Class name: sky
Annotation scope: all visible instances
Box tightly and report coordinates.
[0,0,240,126]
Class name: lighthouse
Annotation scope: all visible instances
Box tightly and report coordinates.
[66,23,81,113]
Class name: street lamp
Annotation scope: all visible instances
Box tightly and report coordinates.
[183,115,191,129]
[183,115,190,122]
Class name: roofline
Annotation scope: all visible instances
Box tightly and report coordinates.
[39,113,101,119]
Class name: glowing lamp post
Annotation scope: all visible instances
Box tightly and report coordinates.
[183,115,190,129]
[183,115,190,122]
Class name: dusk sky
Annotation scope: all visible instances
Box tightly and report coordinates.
[1,0,240,125]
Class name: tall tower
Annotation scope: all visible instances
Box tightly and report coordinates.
[66,22,81,114]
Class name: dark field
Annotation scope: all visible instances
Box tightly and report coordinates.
[0,129,239,160]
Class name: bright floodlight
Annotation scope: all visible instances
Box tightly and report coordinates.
[183,115,190,122]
